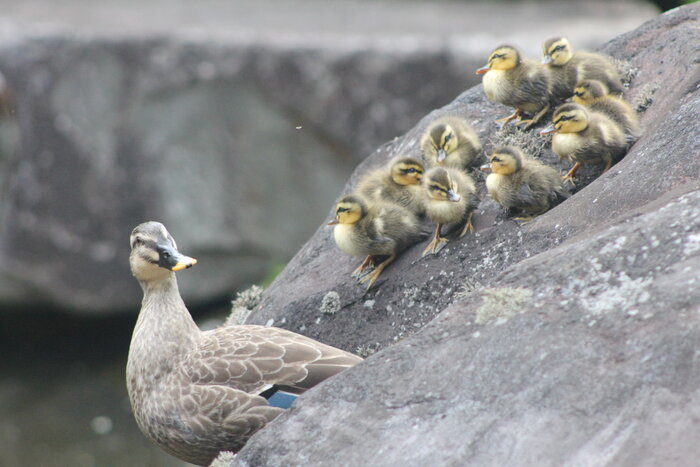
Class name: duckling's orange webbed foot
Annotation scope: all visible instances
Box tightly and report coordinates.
[495,109,522,126]
[459,212,475,237]
[359,254,395,290]
[352,255,374,279]
[562,162,582,186]
[601,159,612,174]
[422,224,449,256]
[516,105,549,131]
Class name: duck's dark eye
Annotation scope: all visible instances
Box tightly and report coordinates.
[552,45,565,53]
[161,250,171,259]
[492,157,501,163]
[133,236,144,247]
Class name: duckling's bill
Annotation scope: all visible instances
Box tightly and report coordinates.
[539,124,558,135]
[480,163,492,173]
[475,65,490,75]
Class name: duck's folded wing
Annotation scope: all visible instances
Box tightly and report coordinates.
[180,384,283,450]
[186,325,362,395]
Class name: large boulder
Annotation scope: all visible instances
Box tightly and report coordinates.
[233,4,700,466]
[0,0,655,314]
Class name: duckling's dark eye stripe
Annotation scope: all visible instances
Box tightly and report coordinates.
[429,184,447,192]
[551,45,565,53]
[337,207,349,213]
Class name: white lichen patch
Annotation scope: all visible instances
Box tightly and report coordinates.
[454,278,484,300]
[356,342,381,358]
[578,270,653,316]
[210,451,236,467]
[320,291,341,315]
[683,233,700,257]
[225,284,265,326]
[599,236,628,255]
[475,287,534,325]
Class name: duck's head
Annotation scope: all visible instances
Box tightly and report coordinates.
[390,157,424,185]
[540,103,589,135]
[424,167,461,202]
[328,194,367,225]
[476,45,520,74]
[423,122,460,163]
[129,221,197,283]
[542,37,572,65]
[483,146,523,175]
[572,79,608,105]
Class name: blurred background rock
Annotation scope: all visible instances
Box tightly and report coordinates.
[0,0,669,466]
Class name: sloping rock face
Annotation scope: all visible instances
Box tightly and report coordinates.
[0,1,655,314]
[235,5,700,466]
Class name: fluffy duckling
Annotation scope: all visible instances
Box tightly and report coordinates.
[476,45,552,129]
[127,222,362,466]
[356,156,425,215]
[421,167,478,256]
[572,79,641,141]
[420,116,482,170]
[540,103,627,185]
[329,194,424,289]
[542,37,624,100]
[482,146,567,221]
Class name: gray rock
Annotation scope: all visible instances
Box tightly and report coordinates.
[234,4,700,466]
[0,0,655,314]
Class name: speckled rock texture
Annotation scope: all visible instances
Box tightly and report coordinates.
[234,5,700,466]
[0,0,655,314]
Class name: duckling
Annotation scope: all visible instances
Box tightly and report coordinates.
[356,156,425,215]
[572,79,641,141]
[542,37,624,100]
[540,103,627,185]
[420,116,482,170]
[475,45,552,129]
[422,167,478,256]
[481,146,567,221]
[328,194,424,289]
[127,222,362,466]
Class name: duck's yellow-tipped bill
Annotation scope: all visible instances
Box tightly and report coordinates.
[171,256,197,271]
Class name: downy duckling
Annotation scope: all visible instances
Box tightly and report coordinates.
[127,222,362,466]
[542,37,624,100]
[356,156,425,215]
[572,79,640,141]
[481,146,567,221]
[476,45,552,129]
[329,194,424,289]
[540,103,627,185]
[422,167,478,256]
[420,116,482,170]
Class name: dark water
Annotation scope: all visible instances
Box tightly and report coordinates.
[0,309,223,467]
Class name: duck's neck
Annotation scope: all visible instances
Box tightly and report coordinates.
[128,274,200,386]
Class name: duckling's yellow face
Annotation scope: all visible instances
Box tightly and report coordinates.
[391,159,424,186]
[129,221,197,283]
[330,197,365,225]
[550,105,589,134]
[476,46,519,74]
[426,124,459,163]
[424,168,461,202]
[489,151,521,176]
[572,79,608,105]
[542,38,572,66]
